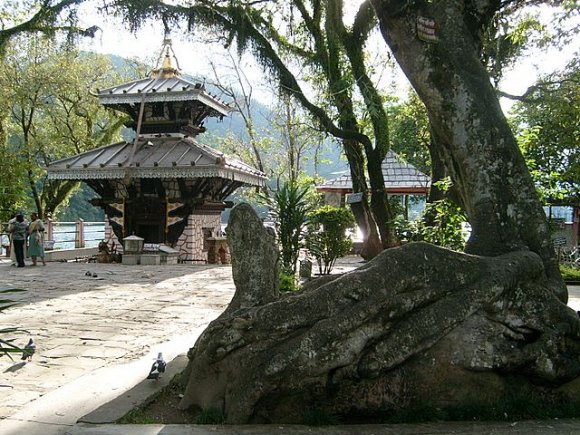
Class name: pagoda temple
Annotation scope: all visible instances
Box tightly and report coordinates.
[47,40,266,262]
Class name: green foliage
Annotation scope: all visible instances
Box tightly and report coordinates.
[279,266,300,293]
[118,407,159,424]
[0,288,27,359]
[560,264,580,282]
[412,200,467,251]
[195,407,225,424]
[396,179,467,252]
[483,12,548,85]
[0,36,131,217]
[0,0,96,56]
[265,181,314,275]
[388,90,431,174]
[0,144,27,220]
[57,184,105,221]
[511,61,579,205]
[306,205,355,275]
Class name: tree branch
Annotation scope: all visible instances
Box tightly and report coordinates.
[499,77,580,102]
[0,0,96,55]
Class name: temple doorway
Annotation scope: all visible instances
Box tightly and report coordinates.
[125,198,165,243]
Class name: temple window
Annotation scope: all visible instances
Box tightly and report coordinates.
[151,102,165,119]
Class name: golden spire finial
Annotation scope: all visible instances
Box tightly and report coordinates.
[151,38,181,79]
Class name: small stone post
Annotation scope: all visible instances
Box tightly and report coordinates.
[75,218,85,248]
[45,217,53,242]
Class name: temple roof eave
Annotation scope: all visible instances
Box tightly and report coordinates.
[46,136,266,187]
[99,91,231,117]
[46,166,267,187]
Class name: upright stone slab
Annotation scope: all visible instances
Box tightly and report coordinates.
[225,203,279,313]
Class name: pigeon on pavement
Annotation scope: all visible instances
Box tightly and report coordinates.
[21,338,36,362]
[146,352,167,380]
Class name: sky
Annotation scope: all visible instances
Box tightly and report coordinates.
[77,2,578,114]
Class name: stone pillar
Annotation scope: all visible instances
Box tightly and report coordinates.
[75,218,85,248]
[45,218,53,242]
[207,237,230,264]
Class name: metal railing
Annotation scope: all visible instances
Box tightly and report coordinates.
[1,219,105,255]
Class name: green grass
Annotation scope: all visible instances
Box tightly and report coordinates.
[117,407,160,424]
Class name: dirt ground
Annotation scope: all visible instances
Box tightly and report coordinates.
[127,376,198,424]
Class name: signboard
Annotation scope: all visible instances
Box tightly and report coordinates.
[552,236,567,247]
[347,192,364,204]
[417,16,438,43]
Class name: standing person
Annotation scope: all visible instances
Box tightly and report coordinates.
[9,213,27,268]
[28,212,46,266]
[7,213,17,266]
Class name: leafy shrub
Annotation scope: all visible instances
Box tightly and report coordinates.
[395,179,467,251]
[279,266,300,292]
[264,182,313,275]
[561,264,580,282]
[306,206,355,274]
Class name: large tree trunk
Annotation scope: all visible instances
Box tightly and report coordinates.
[369,0,565,300]
[179,204,580,423]
[342,138,384,259]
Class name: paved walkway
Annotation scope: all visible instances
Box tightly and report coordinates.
[1,257,579,434]
[0,260,237,434]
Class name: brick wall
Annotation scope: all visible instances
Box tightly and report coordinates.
[175,213,221,262]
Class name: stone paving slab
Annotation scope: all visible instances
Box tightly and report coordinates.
[79,354,190,424]
[0,261,236,423]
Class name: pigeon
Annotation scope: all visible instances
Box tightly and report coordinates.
[146,352,166,380]
[85,271,92,276]
[21,338,36,362]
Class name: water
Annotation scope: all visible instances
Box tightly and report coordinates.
[0,222,105,253]
[51,222,105,250]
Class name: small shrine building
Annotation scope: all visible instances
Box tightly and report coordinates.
[47,40,266,262]
[317,150,431,211]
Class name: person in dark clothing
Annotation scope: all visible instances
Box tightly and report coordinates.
[9,213,28,267]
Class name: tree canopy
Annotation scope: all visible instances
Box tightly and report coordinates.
[0,37,130,218]
[512,60,580,205]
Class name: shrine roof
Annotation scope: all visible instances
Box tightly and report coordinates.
[317,151,431,193]
[46,134,266,187]
[97,76,231,117]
